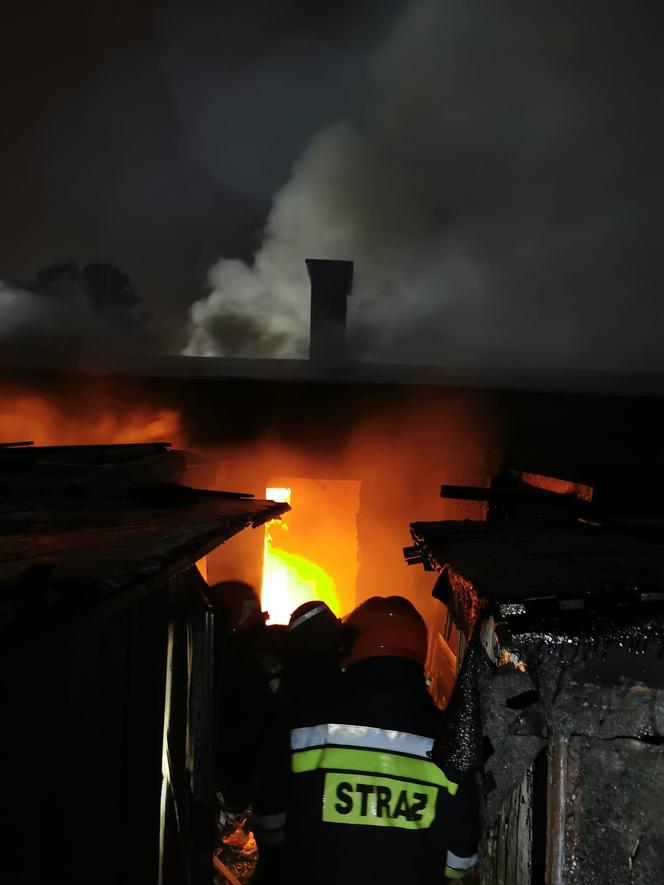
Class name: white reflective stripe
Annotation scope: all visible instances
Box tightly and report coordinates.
[251,811,287,831]
[291,723,433,758]
[446,850,479,870]
[288,604,328,631]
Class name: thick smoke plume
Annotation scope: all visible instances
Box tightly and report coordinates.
[185,0,662,371]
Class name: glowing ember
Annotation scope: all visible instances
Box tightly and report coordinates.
[520,472,593,502]
[261,487,340,625]
[499,647,527,672]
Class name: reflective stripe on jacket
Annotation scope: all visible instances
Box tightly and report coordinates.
[278,657,480,884]
[291,723,458,831]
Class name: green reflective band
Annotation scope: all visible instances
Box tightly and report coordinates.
[292,746,458,795]
[445,866,469,879]
[322,772,438,829]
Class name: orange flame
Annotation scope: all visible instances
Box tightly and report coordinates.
[261,487,340,625]
[0,396,181,446]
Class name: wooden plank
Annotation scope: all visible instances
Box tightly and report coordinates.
[479,766,534,885]
[213,855,243,885]
[441,483,587,510]
[545,737,568,885]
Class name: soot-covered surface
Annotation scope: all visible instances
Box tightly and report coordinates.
[411,468,664,882]
[503,618,664,738]
[565,738,664,885]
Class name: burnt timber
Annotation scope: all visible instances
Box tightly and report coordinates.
[0,442,288,885]
[408,475,664,885]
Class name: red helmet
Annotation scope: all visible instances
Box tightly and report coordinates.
[343,596,428,667]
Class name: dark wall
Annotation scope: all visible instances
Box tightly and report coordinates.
[2,369,663,482]
[0,586,169,884]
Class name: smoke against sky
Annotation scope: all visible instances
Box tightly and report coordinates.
[0,0,396,352]
[186,0,663,371]
[0,282,126,351]
[0,262,152,354]
[0,0,662,373]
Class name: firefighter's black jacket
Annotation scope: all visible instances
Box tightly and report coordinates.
[253,656,480,883]
[214,623,287,809]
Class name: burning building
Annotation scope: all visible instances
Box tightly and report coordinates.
[2,260,664,883]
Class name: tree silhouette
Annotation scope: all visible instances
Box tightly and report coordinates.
[23,260,149,333]
[81,263,148,332]
[34,261,80,290]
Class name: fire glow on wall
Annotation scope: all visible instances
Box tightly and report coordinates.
[260,480,360,624]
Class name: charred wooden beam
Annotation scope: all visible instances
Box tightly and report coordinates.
[441,484,583,504]
[402,544,435,570]
[410,519,664,602]
[441,483,591,521]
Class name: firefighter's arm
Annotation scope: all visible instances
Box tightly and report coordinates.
[250,707,290,849]
[443,773,480,880]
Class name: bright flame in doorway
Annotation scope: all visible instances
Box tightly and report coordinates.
[261,487,340,624]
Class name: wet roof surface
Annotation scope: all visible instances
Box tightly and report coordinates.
[0,443,288,635]
[409,518,664,601]
[1,491,284,589]
[408,473,664,640]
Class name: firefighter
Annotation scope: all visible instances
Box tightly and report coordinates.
[207,580,265,639]
[249,601,355,882]
[287,599,353,658]
[252,595,480,883]
[284,600,357,708]
[208,581,288,815]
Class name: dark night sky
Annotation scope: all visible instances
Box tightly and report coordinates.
[0,0,396,348]
[1,1,662,369]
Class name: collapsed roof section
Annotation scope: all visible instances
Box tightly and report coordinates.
[406,470,664,647]
[0,441,289,640]
[407,469,664,884]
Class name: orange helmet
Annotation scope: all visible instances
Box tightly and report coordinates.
[343,596,428,667]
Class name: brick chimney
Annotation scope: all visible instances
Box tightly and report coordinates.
[306,259,354,366]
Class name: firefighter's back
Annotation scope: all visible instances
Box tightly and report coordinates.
[283,597,480,884]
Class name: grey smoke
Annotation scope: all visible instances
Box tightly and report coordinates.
[0,2,395,353]
[0,278,150,352]
[0,282,102,343]
[185,0,663,371]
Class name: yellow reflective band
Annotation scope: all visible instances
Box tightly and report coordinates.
[322,772,438,830]
[291,746,458,795]
[445,867,469,879]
